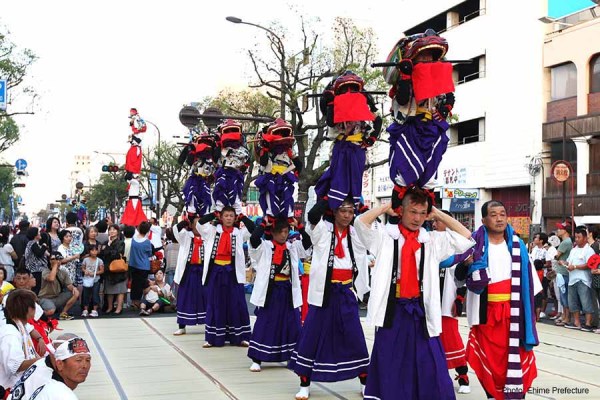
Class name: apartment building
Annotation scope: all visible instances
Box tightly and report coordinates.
[541,3,600,230]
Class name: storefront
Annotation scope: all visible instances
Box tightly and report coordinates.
[443,188,478,231]
[491,186,531,241]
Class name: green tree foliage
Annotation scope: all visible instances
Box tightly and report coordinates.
[86,173,127,221]
[0,25,38,154]
[0,165,16,214]
[142,142,189,218]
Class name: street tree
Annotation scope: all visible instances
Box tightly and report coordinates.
[87,173,127,222]
[0,25,38,154]
[0,165,16,216]
[142,142,189,218]
[239,17,388,201]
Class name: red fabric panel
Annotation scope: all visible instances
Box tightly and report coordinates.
[411,62,455,103]
[125,146,142,174]
[333,92,375,123]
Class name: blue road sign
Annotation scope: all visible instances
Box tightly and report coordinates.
[0,79,6,111]
[15,159,27,170]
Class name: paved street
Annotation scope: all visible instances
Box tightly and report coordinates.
[57,315,600,400]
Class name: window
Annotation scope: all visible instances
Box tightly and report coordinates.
[449,117,484,146]
[247,187,259,203]
[591,54,600,93]
[551,62,577,100]
[455,55,485,84]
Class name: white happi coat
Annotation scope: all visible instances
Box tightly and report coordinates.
[306,219,370,307]
[249,238,308,309]
[441,265,460,318]
[172,225,202,285]
[196,222,250,285]
[354,217,475,336]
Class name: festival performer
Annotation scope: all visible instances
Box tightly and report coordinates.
[288,198,370,400]
[125,108,146,175]
[247,218,311,372]
[255,118,303,226]
[197,206,254,347]
[6,334,91,400]
[434,210,472,395]
[464,200,541,400]
[178,133,217,219]
[120,174,147,227]
[213,119,250,215]
[381,29,455,205]
[172,217,206,336]
[354,188,474,400]
[315,71,382,211]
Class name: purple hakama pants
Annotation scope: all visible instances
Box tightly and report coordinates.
[176,263,206,326]
[248,280,301,362]
[363,298,455,400]
[288,282,369,382]
[204,264,251,346]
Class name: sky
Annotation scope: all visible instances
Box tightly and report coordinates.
[548,0,596,18]
[1,0,405,215]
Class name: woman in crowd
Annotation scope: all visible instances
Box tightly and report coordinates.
[0,226,17,282]
[45,217,62,252]
[82,226,104,259]
[101,224,127,315]
[139,269,173,316]
[23,228,49,294]
[129,221,153,309]
[0,289,42,397]
[57,230,81,285]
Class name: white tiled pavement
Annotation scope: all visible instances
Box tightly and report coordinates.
[57,316,600,400]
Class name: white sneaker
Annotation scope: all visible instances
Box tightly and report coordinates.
[295,386,310,400]
[249,362,261,372]
[81,310,89,318]
[90,310,99,318]
[458,385,471,394]
[173,328,186,336]
[539,312,547,319]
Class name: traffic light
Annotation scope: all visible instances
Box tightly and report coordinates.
[102,165,120,173]
[13,183,26,188]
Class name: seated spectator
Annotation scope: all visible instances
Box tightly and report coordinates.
[0,289,42,397]
[164,228,179,287]
[38,253,79,321]
[7,333,91,399]
[81,245,104,318]
[139,270,172,316]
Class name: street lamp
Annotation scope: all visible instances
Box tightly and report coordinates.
[226,16,286,118]
[144,119,161,219]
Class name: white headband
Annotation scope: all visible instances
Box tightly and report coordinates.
[52,337,90,361]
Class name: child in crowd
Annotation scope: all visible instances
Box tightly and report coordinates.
[139,269,173,316]
[81,245,104,317]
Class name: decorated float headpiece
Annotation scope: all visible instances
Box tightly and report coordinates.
[333,71,365,95]
[265,118,293,138]
[383,29,448,85]
[218,119,243,146]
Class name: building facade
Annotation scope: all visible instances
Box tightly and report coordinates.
[541,4,600,231]
[367,0,547,238]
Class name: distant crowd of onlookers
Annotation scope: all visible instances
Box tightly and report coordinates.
[528,222,600,333]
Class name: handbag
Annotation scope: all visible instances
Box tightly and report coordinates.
[82,259,98,288]
[109,258,128,273]
[150,259,162,274]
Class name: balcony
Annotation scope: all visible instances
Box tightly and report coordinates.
[542,194,600,217]
[542,113,600,142]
